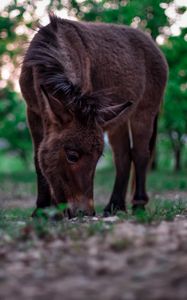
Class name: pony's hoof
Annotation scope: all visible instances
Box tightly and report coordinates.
[31,208,39,218]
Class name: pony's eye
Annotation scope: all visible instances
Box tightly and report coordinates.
[66,150,80,164]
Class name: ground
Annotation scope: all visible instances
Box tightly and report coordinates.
[0,166,187,300]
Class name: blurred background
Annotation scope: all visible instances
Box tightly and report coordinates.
[0,0,187,206]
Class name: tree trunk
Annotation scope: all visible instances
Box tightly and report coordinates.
[19,150,29,168]
[174,147,181,172]
[150,150,157,170]
[168,132,182,173]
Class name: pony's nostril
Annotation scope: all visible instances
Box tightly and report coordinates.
[67,202,95,218]
[67,208,85,219]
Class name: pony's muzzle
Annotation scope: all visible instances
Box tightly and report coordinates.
[67,198,95,218]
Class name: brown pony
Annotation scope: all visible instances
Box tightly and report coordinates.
[19,15,168,217]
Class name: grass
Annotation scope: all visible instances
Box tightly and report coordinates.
[0,159,187,241]
[131,199,186,223]
[0,198,186,242]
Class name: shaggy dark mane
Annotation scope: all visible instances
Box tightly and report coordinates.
[25,14,75,93]
[24,14,102,123]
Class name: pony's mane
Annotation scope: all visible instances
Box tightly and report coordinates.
[24,14,105,123]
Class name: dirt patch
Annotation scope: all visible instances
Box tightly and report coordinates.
[1,214,187,300]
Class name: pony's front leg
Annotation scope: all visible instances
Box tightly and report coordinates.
[27,109,52,216]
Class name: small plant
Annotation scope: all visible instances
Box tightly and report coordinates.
[133,199,187,224]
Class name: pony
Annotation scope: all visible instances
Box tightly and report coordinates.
[19,15,168,217]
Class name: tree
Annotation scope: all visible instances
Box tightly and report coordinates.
[161,29,187,171]
[0,1,38,166]
[68,0,172,39]
[1,0,187,172]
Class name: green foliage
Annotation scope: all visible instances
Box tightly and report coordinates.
[68,0,172,38]
[159,29,187,170]
[0,1,38,64]
[0,0,187,171]
[162,30,187,135]
[0,2,39,165]
[0,88,31,164]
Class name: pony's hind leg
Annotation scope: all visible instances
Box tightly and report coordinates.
[104,124,131,216]
[131,113,158,210]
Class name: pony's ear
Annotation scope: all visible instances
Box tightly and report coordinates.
[40,85,73,128]
[97,101,133,129]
